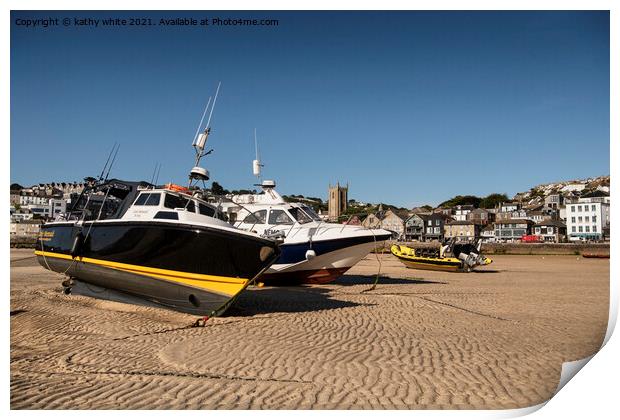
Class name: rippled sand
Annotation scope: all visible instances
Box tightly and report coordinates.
[10,249,608,409]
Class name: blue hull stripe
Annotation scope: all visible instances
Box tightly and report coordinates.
[276,234,390,265]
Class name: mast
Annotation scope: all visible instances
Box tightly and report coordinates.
[188,82,221,188]
[252,128,264,182]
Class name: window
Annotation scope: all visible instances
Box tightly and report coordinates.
[571,217,575,223]
[585,216,590,222]
[584,205,589,211]
[243,210,267,224]
[578,226,583,232]
[571,205,576,212]
[592,225,597,232]
[585,226,590,233]
[164,194,190,210]
[547,227,553,235]
[435,220,440,226]
[301,205,322,221]
[268,209,294,225]
[428,220,432,226]
[572,226,576,233]
[592,215,597,223]
[198,203,216,217]
[134,192,161,206]
[578,205,582,212]
[434,227,440,234]
[578,216,583,223]
[288,207,312,224]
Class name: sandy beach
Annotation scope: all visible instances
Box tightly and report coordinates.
[10,249,609,409]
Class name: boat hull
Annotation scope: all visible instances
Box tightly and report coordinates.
[35,221,279,316]
[261,239,388,285]
[391,244,469,273]
[394,256,463,272]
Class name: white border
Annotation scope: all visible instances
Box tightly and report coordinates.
[3,2,616,419]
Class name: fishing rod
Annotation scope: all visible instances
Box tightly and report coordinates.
[104,143,120,181]
[98,142,118,182]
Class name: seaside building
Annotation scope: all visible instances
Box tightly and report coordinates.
[495,202,527,221]
[444,220,480,241]
[533,220,567,243]
[494,219,534,242]
[362,212,381,229]
[467,208,494,225]
[420,213,451,242]
[480,224,496,242]
[328,182,348,222]
[453,205,474,222]
[404,214,425,241]
[544,193,564,210]
[378,210,405,240]
[9,219,42,236]
[361,207,405,239]
[526,210,552,224]
[565,197,610,241]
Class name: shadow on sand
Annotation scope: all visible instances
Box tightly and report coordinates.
[472,269,502,274]
[334,274,448,286]
[227,285,374,317]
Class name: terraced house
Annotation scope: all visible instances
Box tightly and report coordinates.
[494,219,534,242]
[444,220,480,241]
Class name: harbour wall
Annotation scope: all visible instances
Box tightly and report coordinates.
[480,242,610,256]
[383,241,610,256]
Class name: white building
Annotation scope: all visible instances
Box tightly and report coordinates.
[453,205,474,222]
[566,197,610,241]
[20,194,49,206]
[49,198,67,218]
[11,212,34,222]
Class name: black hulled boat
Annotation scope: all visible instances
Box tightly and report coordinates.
[35,83,280,316]
[36,179,280,316]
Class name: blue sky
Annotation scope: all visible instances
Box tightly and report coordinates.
[11,11,609,207]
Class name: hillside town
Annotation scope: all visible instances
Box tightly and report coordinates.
[326,177,611,244]
[9,176,610,245]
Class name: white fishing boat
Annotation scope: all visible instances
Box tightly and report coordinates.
[219,133,391,284]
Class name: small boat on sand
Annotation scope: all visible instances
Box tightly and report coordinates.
[391,239,492,272]
[581,253,610,259]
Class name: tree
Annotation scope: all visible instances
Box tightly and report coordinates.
[437,195,482,208]
[479,193,509,209]
[10,183,24,191]
[210,181,229,196]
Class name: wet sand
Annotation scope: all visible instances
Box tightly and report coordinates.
[10,249,609,409]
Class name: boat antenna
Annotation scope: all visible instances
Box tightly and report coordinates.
[154,163,162,186]
[204,81,221,135]
[149,162,162,186]
[192,97,212,147]
[104,143,120,181]
[189,82,221,187]
[98,142,118,182]
[252,128,264,182]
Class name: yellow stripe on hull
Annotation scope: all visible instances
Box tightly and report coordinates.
[35,250,248,296]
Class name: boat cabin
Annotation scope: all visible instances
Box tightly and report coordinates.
[63,179,228,227]
[234,203,322,235]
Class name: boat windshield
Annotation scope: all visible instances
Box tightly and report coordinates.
[300,205,322,222]
[288,206,313,224]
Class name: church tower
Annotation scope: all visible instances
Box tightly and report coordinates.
[328,182,348,221]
